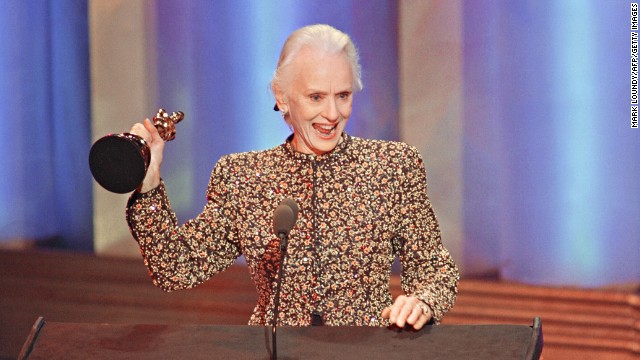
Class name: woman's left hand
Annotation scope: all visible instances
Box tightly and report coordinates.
[381,295,432,330]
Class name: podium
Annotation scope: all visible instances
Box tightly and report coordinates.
[19,317,542,359]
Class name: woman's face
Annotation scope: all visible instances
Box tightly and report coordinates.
[281,47,353,155]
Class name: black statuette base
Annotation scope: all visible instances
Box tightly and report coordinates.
[89,133,150,194]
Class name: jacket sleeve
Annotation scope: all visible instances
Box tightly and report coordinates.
[394,145,459,323]
[126,156,241,292]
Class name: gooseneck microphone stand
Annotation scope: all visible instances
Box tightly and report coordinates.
[271,199,298,360]
[272,231,289,360]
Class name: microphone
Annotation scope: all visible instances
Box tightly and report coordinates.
[271,198,298,360]
[273,198,299,250]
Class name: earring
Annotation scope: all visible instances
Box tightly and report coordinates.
[281,109,288,117]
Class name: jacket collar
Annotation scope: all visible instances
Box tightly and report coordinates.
[283,132,351,161]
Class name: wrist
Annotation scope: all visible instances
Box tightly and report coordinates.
[139,176,161,193]
[139,165,161,193]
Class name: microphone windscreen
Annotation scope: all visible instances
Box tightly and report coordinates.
[273,202,295,236]
[281,198,299,222]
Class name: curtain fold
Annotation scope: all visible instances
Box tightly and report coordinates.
[0,0,93,250]
[462,0,639,286]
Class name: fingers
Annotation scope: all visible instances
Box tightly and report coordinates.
[412,312,429,330]
[143,118,163,143]
[397,301,417,328]
[406,304,430,330]
[131,118,164,193]
[130,118,162,145]
[382,295,431,330]
[387,295,409,325]
[381,307,391,319]
[405,304,423,326]
[130,120,152,143]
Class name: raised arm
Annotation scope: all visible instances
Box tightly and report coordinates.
[126,156,241,292]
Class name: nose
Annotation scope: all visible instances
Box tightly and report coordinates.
[323,97,339,122]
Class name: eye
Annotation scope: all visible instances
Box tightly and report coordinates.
[310,94,321,101]
[338,92,351,100]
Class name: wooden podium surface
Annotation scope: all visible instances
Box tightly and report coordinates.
[22,318,542,359]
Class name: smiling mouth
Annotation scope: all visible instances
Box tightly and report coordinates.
[313,123,337,138]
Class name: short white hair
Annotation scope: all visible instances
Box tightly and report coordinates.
[271,24,363,96]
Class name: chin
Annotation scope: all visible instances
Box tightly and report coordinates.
[312,140,340,154]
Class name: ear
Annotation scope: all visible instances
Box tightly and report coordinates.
[272,84,289,113]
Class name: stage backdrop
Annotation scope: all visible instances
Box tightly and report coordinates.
[460,0,639,287]
[0,0,93,251]
[0,0,638,288]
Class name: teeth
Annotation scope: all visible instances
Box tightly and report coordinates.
[313,123,337,137]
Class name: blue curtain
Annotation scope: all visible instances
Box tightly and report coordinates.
[463,0,640,286]
[0,0,93,250]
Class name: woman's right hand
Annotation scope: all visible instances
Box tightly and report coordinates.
[130,118,165,193]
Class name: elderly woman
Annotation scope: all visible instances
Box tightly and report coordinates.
[127,24,458,330]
